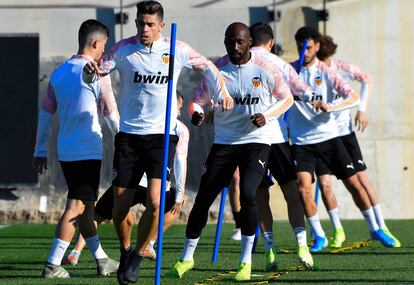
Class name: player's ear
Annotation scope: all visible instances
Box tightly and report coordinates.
[248,37,252,48]
[159,21,165,32]
[91,39,99,49]
[315,41,320,52]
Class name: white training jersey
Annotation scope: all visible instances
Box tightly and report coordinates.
[34,55,118,161]
[194,51,293,145]
[101,35,228,136]
[250,47,313,144]
[287,58,359,145]
[328,59,371,136]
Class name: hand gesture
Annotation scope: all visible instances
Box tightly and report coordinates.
[250,113,266,127]
[355,111,368,132]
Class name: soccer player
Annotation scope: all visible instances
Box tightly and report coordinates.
[288,26,397,253]
[86,2,232,283]
[167,22,293,281]
[249,22,314,270]
[63,92,190,265]
[314,35,400,247]
[32,19,119,278]
[229,168,242,241]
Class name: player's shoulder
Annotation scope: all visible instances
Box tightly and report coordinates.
[251,50,282,76]
[105,36,138,57]
[214,55,231,69]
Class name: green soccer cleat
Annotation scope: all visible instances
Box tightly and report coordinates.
[330,227,346,248]
[165,259,194,279]
[234,262,251,281]
[381,227,401,248]
[264,247,278,272]
[42,263,70,278]
[297,245,314,269]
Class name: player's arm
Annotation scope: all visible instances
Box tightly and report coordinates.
[287,64,313,102]
[170,123,189,215]
[33,82,57,174]
[178,41,233,111]
[98,75,119,136]
[188,76,212,126]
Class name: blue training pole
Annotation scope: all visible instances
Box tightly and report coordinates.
[212,187,228,263]
[155,23,177,285]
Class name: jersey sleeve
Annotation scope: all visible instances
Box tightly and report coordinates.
[98,75,119,135]
[173,122,189,202]
[287,64,313,102]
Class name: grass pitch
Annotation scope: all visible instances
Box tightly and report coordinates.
[0,220,413,284]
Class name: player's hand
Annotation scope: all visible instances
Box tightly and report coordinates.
[250,113,266,127]
[221,95,234,111]
[191,111,205,126]
[355,111,368,132]
[169,200,184,215]
[32,157,47,174]
[312,100,329,112]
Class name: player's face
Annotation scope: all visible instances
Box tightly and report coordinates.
[224,30,251,64]
[297,39,320,66]
[136,14,165,46]
[95,36,108,60]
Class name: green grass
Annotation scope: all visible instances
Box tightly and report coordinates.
[0,220,413,284]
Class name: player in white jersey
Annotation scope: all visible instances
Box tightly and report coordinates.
[314,35,400,248]
[32,20,119,279]
[167,22,293,281]
[249,22,313,270]
[83,2,232,284]
[289,26,397,252]
[63,91,190,265]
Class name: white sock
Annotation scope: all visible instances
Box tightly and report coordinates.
[373,204,386,229]
[69,249,81,257]
[328,208,343,230]
[47,238,70,265]
[240,234,255,264]
[362,207,379,233]
[181,237,199,261]
[307,214,326,237]
[149,240,156,248]
[84,235,108,260]
[293,227,307,247]
[261,232,274,251]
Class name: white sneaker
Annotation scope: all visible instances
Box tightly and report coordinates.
[230,228,241,241]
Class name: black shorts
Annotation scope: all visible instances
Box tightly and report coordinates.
[292,137,356,180]
[112,132,178,188]
[341,132,367,172]
[60,160,101,201]
[259,142,297,187]
[95,185,177,220]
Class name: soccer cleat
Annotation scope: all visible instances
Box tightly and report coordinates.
[97,257,120,276]
[234,262,251,281]
[42,263,70,278]
[297,246,314,269]
[124,250,143,283]
[117,247,132,285]
[165,259,194,279]
[143,244,157,261]
[264,247,278,272]
[310,236,328,252]
[381,227,401,248]
[330,227,346,248]
[62,251,80,266]
[230,228,242,241]
[371,229,397,247]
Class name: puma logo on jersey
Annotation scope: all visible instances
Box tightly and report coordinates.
[258,159,266,168]
[162,53,169,64]
[134,71,168,84]
[234,94,259,105]
[252,77,261,87]
[346,163,354,169]
[358,160,365,165]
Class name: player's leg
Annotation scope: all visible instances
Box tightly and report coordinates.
[229,168,241,240]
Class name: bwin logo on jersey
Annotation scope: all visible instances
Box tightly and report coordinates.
[252,77,261,87]
[315,76,322,86]
[234,94,259,105]
[162,53,170,64]
[134,71,168,84]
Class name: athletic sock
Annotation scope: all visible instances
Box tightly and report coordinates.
[181,237,199,261]
[373,204,386,229]
[233,211,241,229]
[307,214,326,237]
[328,208,343,230]
[261,232,274,251]
[293,227,307,247]
[149,240,156,248]
[240,234,255,264]
[84,234,108,260]
[47,238,70,265]
[361,207,379,232]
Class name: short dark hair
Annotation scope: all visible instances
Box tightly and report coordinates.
[294,26,321,44]
[249,22,274,47]
[136,0,164,21]
[78,19,109,49]
[317,35,338,60]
